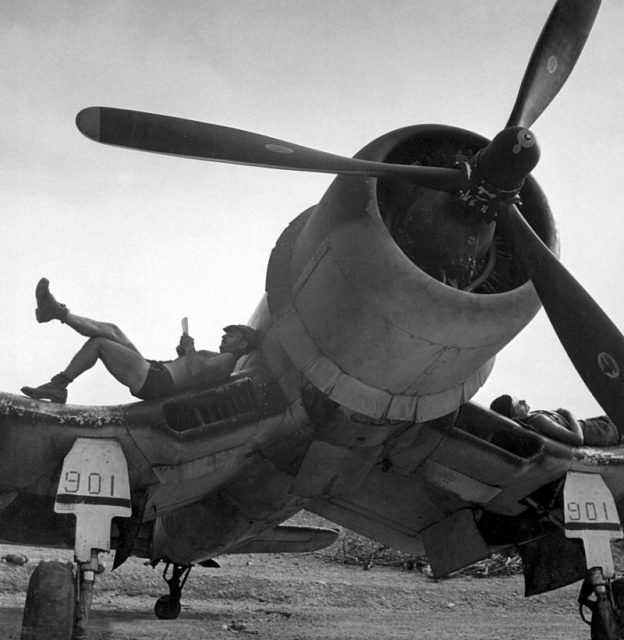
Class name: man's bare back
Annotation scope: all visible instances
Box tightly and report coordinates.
[164,350,238,390]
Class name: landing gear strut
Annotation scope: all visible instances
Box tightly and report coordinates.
[578,567,623,640]
[154,562,192,620]
[20,438,132,640]
[20,553,108,640]
[563,472,624,640]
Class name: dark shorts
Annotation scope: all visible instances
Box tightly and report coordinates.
[133,360,175,400]
[580,416,621,447]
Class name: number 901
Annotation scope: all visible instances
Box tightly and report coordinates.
[62,470,115,496]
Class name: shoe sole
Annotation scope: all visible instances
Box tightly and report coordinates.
[21,386,67,404]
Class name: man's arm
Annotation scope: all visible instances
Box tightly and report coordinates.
[185,349,237,382]
[525,410,583,445]
[177,333,195,357]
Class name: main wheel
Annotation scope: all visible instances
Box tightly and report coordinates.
[21,561,76,640]
[591,597,618,640]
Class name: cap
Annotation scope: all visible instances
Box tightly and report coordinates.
[223,324,257,349]
[490,394,515,418]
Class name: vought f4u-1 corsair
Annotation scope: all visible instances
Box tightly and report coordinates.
[2,1,624,638]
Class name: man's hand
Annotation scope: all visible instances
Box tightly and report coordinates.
[176,333,195,357]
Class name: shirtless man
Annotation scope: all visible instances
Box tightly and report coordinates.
[21,278,256,404]
[489,394,620,447]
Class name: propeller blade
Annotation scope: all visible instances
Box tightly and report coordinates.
[76,107,465,191]
[503,204,624,427]
[506,0,601,129]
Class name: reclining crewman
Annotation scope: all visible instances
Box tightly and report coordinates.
[489,394,621,447]
[21,278,256,404]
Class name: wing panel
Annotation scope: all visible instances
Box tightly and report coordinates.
[229,525,339,554]
[308,466,455,555]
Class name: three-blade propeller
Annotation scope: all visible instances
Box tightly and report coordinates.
[76,1,624,426]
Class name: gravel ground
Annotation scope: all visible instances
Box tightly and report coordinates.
[0,543,592,640]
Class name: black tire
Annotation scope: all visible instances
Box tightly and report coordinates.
[154,594,182,619]
[592,597,618,640]
[21,561,76,640]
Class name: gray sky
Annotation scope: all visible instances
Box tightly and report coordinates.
[3,0,624,413]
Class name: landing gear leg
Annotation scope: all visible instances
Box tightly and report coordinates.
[74,551,104,640]
[563,472,624,640]
[579,567,620,640]
[23,438,132,640]
[154,562,192,620]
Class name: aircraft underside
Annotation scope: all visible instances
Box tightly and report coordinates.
[2,380,624,592]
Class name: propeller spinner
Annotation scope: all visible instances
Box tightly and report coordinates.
[76,1,624,426]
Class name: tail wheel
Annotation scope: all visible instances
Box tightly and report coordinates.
[21,561,76,640]
[154,594,182,620]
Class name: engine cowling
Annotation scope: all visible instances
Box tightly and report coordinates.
[251,124,558,423]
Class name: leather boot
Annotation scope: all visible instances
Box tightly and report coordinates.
[21,373,71,404]
[35,278,69,323]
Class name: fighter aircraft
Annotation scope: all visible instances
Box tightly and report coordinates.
[2,0,624,638]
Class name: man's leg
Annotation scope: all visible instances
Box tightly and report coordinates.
[34,277,141,352]
[22,338,150,403]
[64,313,141,353]
[63,337,150,393]
[23,278,148,402]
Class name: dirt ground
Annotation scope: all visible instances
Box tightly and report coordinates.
[0,542,594,640]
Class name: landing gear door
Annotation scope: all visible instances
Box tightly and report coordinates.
[563,471,623,578]
[55,438,131,562]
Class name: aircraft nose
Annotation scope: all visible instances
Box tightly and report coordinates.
[75,107,102,141]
